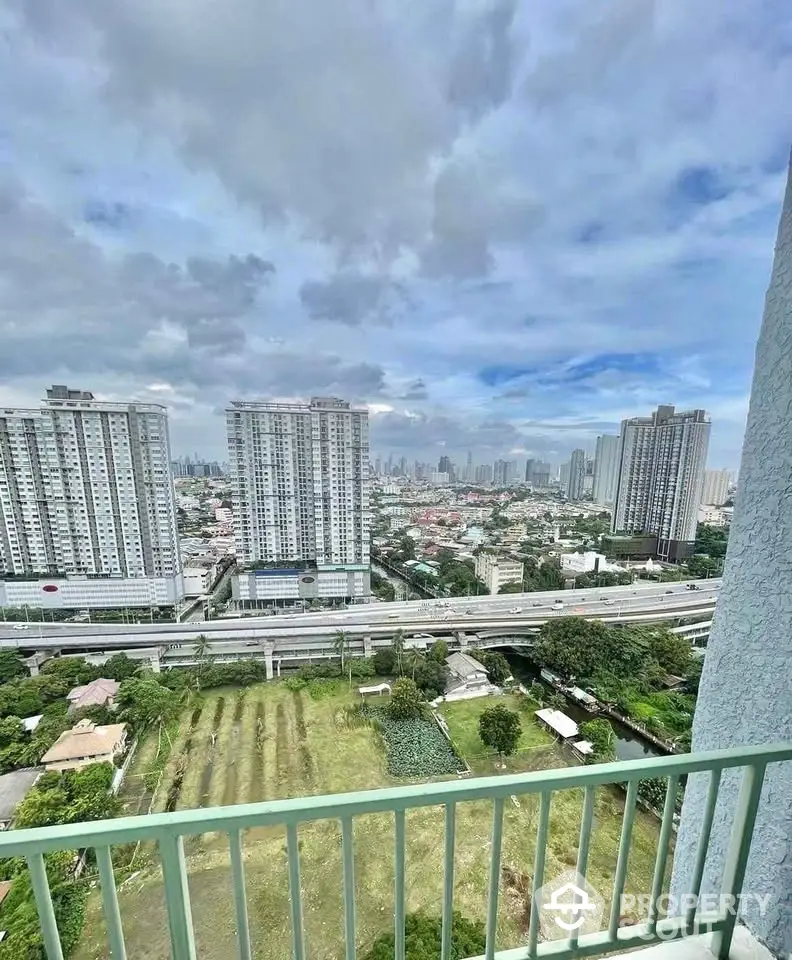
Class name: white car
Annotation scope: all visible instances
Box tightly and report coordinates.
[388,612,399,619]
[553,601,564,609]
[12,623,29,630]
[509,607,522,614]
[602,599,615,606]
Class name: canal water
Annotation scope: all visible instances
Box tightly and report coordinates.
[504,652,661,762]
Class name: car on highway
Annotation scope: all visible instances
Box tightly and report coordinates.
[602,599,615,606]
[509,607,522,614]
[553,601,564,609]
[388,612,399,618]
[531,601,542,607]
[665,589,674,595]
[12,623,29,630]
[465,609,475,615]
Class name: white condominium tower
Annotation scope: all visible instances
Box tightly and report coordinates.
[701,468,731,506]
[227,397,370,604]
[0,385,182,608]
[592,434,620,505]
[612,404,710,561]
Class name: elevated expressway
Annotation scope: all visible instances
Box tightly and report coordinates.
[0,579,720,677]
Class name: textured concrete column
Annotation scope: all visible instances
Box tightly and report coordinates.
[671,162,792,955]
[264,641,275,681]
[456,632,469,650]
[363,635,373,657]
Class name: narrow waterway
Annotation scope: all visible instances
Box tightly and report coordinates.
[371,563,410,601]
[504,652,662,761]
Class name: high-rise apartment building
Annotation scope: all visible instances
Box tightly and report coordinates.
[475,463,493,484]
[493,459,511,486]
[592,435,620,505]
[437,455,452,476]
[612,405,710,561]
[0,385,183,609]
[565,449,586,500]
[227,397,370,605]
[701,468,731,506]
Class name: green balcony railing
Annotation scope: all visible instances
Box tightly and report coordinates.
[0,743,789,960]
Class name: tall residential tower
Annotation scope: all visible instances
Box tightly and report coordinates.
[612,405,710,561]
[227,397,370,606]
[592,434,620,506]
[0,385,182,609]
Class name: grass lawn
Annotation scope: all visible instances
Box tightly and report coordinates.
[76,684,669,960]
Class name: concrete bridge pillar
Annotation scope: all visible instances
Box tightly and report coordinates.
[149,651,162,673]
[24,651,52,677]
[264,641,275,680]
[363,635,373,657]
[456,632,469,650]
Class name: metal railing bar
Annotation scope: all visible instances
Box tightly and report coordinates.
[527,791,551,956]
[685,767,722,931]
[608,779,638,938]
[394,809,406,960]
[712,763,767,960]
[341,817,356,960]
[27,852,65,960]
[569,786,596,950]
[228,829,252,960]
[441,803,456,960]
[159,834,197,960]
[648,775,680,932]
[286,823,306,960]
[2,744,789,857]
[468,913,728,960]
[485,797,505,960]
[95,845,128,960]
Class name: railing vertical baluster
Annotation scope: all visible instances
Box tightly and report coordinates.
[394,809,406,960]
[28,852,65,960]
[569,786,596,949]
[648,775,680,932]
[441,803,456,960]
[96,845,127,960]
[228,830,252,960]
[713,763,767,960]
[485,797,505,960]
[527,791,551,957]
[608,780,639,939]
[159,834,196,960]
[341,818,356,960]
[685,768,722,931]
[286,823,306,960]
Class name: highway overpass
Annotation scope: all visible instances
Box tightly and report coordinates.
[3,579,719,677]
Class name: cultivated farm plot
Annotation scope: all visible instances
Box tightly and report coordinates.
[77,684,669,960]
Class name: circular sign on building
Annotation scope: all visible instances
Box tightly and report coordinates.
[42,584,59,593]
[301,576,316,584]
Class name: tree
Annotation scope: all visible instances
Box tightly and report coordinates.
[648,630,692,676]
[100,653,140,683]
[428,638,448,663]
[478,705,521,765]
[0,652,25,684]
[473,650,511,685]
[372,648,396,676]
[117,677,180,748]
[404,647,424,680]
[389,678,425,720]
[412,659,447,699]
[333,630,350,669]
[362,911,485,960]
[392,630,406,675]
[498,580,523,594]
[579,719,615,764]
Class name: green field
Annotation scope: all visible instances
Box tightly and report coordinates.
[76,684,668,960]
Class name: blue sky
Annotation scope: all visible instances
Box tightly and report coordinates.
[0,0,790,469]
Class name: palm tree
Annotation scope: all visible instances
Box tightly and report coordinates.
[392,629,406,675]
[405,647,424,680]
[333,630,349,669]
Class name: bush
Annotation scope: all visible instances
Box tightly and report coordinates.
[372,648,395,676]
[362,911,485,960]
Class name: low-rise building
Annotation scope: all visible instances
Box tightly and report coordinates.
[0,769,40,829]
[182,557,219,596]
[233,564,370,608]
[40,720,127,772]
[444,652,496,700]
[474,553,524,594]
[559,551,625,575]
[67,678,120,714]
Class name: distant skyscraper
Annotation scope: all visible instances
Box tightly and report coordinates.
[438,455,452,475]
[475,463,493,484]
[525,458,536,483]
[493,459,510,486]
[560,461,570,490]
[701,469,731,506]
[0,385,183,608]
[592,435,620,505]
[465,450,473,482]
[227,397,370,600]
[566,449,586,500]
[612,405,710,561]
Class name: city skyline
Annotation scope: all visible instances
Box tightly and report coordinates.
[1,4,788,473]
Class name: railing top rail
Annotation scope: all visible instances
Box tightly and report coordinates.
[2,743,790,857]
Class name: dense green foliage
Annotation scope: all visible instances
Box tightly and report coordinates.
[579,719,615,764]
[14,763,118,829]
[362,911,486,960]
[694,524,729,557]
[367,707,463,778]
[472,650,511,685]
[370,569,396,602]
[389,678,425,720]
[573,570,633,589]
[478,705,521,760]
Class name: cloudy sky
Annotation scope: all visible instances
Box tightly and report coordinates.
[1,0,790,469]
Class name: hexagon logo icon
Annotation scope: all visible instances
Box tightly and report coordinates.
[536,870,604,938]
